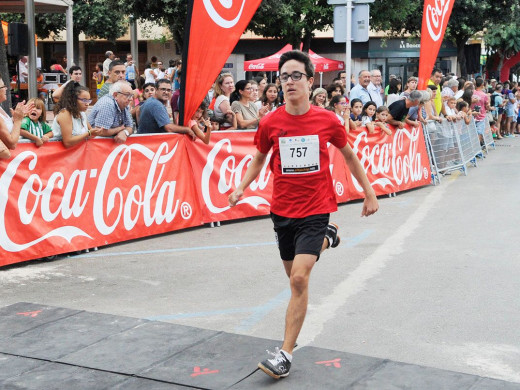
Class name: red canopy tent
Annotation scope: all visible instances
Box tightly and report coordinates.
[244,44,344,86]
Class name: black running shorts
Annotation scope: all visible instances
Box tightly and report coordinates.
[270,212,330,261]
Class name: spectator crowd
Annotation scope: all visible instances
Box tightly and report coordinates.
[0,50,516,160]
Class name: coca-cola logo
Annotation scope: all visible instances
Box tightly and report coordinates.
[350,127,425,191]
[0,142,189,252]
[426,0,453,42]
[248,63,265,70]
[201,138,271,214]
[202,0,247,29]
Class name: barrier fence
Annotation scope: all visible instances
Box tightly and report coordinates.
[422,117,493,180]
[0,125,431,267]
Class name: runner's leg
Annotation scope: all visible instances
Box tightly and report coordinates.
[281,253,317,355]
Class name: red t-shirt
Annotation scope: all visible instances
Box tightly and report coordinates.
[254,105,347,218]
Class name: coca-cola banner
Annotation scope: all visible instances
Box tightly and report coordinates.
[179,0,263,126]
[186,127,431,222]
[0,126,431,267]
[346,127,432,198]
[0,137,203,267]
[417,0,455,89]
[185,131,273,223]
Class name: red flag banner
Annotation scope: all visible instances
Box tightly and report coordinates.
[179,0,263,126]
[417,0,455,89]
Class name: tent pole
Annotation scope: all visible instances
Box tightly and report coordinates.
[25,0,37,99]
[320,72,323,87]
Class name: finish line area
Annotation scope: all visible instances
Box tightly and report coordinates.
[1,302,517,389]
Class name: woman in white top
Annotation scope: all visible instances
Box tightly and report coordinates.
[52,82,102,148]
[386,78,402,107]
[0,77,33,159]
[144,62,158,84]
[213,72,237,129]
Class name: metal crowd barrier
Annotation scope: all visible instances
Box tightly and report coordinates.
[422,116,487,180]
[483,116,496,152]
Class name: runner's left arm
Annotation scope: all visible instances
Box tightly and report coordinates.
[339,144,379,217]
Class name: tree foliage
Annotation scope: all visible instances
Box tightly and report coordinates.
[106,0,187,52]
[0,0,128,62]
[247,0,333,51]
[370,0,517,76]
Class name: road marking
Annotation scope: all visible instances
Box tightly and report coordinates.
[73,241,277,259]
[143,230,372,329]
[297,181,454,347]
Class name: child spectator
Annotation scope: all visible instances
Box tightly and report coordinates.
[259,83,280,113]
[328,95,350,133]
[361,101,377,134]
[92,63,104,96]
[373,106,392,136]
[443,96,459,121]
[189,102,212,144]
[456,101,471,125]
[20,98,54,147]
[349,98,363,130]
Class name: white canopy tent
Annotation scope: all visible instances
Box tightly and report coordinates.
[0,0,73,99]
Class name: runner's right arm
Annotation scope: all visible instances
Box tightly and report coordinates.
[228,150,267,206]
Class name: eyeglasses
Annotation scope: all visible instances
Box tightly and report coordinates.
[77,98,92,104]
[339,102,348,106]
[280,71,310,83]
[158,87,172,92]
[117,92,133,99]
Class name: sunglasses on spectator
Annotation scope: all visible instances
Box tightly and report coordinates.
[280,71,310,83]
[77,98,92,104]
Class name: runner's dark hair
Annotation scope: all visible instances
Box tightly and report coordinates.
[278,50,314,78]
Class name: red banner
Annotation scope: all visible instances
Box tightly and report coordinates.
[345,127,432,198]
[0,136,203,267]
[180,0,263,126]
[417,0,455,89]
[186,127,431,222]
[0,126,431,267]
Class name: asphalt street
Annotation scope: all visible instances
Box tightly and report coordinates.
[1,137,520,384]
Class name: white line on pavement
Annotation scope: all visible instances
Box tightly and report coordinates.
[298,179,455,347]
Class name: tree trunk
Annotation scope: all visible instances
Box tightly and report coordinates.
[73,30,80,66]
[302,32,312,53]
[0,26,12,111]
[456,37,467,78]
[496,50,505,81]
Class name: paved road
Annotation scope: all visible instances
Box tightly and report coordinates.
[2,137,520,384]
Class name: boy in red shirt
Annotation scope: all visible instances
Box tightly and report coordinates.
[228,50,378,379]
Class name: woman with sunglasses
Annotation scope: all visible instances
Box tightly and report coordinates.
[52,82,102,148]
[0,77,33,159]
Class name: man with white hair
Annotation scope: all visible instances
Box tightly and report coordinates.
[441,78,459,99]
[367,69,384,107]
[103,51,115,78]
[88,80,134,144]
[349,70,372,104]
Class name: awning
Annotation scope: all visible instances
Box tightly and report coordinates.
[244,44,345,73]
[0,0,72,13]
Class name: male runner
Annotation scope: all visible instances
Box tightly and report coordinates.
[228,50,378,379]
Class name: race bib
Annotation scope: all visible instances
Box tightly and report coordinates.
[279,135,320,174]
